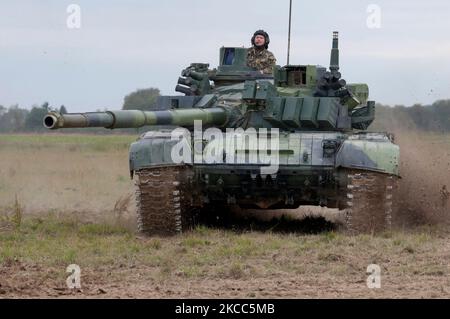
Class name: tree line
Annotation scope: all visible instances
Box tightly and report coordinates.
[0,88,160,133]
[371,100,450,133]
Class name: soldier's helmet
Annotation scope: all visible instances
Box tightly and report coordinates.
[251,30,270,49]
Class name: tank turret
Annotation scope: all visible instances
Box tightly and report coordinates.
[45,32,375,132]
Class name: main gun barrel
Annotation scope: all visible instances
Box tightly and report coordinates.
[44,108,228,130]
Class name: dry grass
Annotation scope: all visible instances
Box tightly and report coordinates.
[0,217,449,298]
[0,134,136,227]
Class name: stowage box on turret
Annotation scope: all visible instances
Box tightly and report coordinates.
[44,32,400,235]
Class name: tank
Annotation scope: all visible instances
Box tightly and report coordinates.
[44,32,400,236]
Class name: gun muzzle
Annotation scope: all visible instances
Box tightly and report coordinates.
[43,113,59,129]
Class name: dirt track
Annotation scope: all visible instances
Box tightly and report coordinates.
[1,223,450,299]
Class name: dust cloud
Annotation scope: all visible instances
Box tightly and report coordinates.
[392,129,450,226]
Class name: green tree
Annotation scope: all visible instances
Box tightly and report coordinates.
[0,105,29,132]
[59,105,68,114]
[122,88,160,111]
[431,100,450,132]
[25,102,51,131]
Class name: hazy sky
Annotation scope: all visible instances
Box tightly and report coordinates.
[1,0,449,112]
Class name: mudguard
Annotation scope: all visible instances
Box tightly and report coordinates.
[336,133,400,176]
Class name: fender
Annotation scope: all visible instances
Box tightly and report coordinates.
[336,133,400,176]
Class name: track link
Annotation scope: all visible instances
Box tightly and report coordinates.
[135,165,194,236]
[343,170,398,234]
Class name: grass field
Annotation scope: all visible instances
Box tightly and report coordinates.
[0,216,450,298]
[0,134,137,224]
[1,215,449,298]
[0,133,449,298]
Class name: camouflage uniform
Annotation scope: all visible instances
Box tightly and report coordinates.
[247,47,277,75]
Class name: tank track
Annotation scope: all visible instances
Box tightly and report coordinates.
[135,165,194,236]
[342,170,398,234]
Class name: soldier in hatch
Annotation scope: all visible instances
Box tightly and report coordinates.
[247,30,277,75]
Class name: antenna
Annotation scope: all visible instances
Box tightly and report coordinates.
[287,0,293,65]
[330,31,340,72]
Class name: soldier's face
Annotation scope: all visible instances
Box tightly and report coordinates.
[254,35,266,47]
